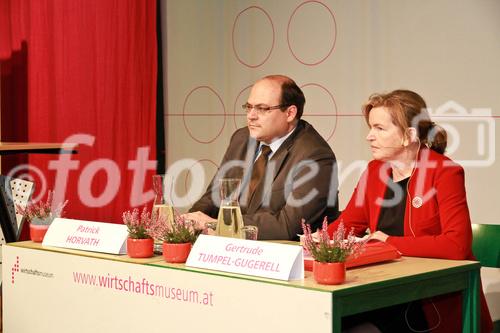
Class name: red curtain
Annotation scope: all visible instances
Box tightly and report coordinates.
[0,42,28,173]
[0,0,29,60]
[1,0,158,224]
[0,0,30,168]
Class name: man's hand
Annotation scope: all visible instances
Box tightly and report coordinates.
[182,211,217,230]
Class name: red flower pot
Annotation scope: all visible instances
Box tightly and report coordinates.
[313,261,346,285]
[126,238,154,258]
[162,242,192,263]
[30,224,50,243]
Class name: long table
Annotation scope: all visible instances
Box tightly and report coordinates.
[2,241,480,332]
[0,142,77,155]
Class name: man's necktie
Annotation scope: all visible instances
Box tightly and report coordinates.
[248,145,272,199]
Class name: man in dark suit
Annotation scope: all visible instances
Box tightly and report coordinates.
[185,75,339,240]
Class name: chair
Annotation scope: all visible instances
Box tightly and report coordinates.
[0,177,34,287]
[472,223,500,332]
[472,224,500,268]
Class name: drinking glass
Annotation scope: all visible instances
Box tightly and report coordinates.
[242,225,258,240]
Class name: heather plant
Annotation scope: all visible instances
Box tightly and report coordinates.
[301,218,366,263]
[16,191,68,226]
[122,207,165,239]
[150,214,202,244]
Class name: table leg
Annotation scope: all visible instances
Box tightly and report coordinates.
[332,296,341,333]
[462,268,480,333]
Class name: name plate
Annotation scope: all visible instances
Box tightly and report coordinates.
[42,218,128,254]
[186,235,304,281]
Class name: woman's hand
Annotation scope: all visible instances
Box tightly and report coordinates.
[369,230,389,242]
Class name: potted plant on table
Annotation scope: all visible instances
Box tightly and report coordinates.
[150,214,202,263]
[302,218,366,285]
[122,207,164,258]
[16,191,68,243]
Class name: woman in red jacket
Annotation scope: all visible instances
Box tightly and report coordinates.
[330,90,493,333]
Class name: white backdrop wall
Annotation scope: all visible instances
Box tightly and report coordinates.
[161,0,500,224]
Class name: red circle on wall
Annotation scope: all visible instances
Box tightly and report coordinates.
[183,158,219,200]
[182,86,226,144]
[232,84,253,130]
[287,1,337,66]
[233,6,275,68]
[301,83,338,141]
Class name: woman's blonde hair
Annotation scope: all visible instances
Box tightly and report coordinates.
[362,89,447,154]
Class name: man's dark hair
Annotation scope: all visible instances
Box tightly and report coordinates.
[264,75,305,119]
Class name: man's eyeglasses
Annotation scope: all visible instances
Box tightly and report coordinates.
[242,103,289,115]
